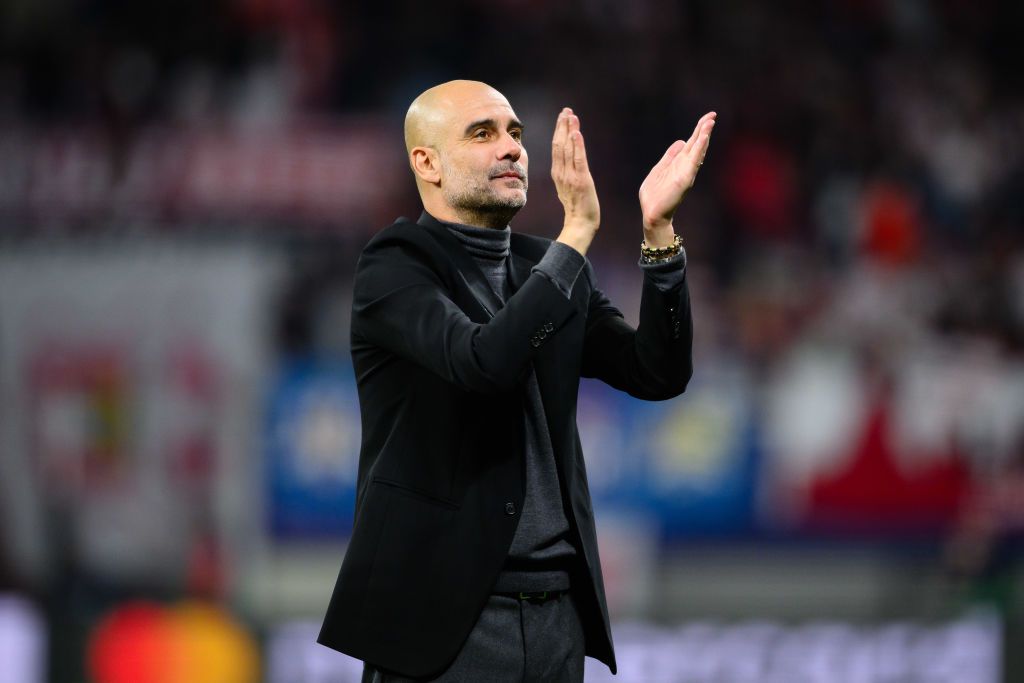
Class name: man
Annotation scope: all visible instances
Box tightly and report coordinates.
[317,80,715,681]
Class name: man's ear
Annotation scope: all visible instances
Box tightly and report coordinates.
[410,147,441,185]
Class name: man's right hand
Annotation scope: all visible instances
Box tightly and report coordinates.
[552,108,600,257]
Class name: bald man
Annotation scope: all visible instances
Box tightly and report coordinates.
[318,80,715,682]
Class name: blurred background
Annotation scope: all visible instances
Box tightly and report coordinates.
[0,0,1022,681]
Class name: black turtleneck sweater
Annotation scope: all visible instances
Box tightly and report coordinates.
[438,214,686,592]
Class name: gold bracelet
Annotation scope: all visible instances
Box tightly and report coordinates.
[640,233,683,263]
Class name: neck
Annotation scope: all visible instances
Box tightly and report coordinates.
[442,218,511,261]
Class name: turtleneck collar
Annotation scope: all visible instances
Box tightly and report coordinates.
[422,211,511,261]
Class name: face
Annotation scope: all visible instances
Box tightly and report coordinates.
[438,97,528,222]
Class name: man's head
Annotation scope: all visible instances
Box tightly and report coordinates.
[404,80,528,229]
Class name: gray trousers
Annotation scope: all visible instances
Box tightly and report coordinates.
[361,591,586,683]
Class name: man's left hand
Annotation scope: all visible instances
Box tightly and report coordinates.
[638,112,716,245]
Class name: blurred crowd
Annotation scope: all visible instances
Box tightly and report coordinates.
[3,0,1022,546]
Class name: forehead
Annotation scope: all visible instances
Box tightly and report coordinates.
[445,92,520,131]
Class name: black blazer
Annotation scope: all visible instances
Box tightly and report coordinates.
[317,212,693,678]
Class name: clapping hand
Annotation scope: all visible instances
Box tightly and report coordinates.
[638,112,716,242]
[552,107,600,255]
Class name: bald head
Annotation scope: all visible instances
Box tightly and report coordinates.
[404,80,512,154]
[404,79,528,229]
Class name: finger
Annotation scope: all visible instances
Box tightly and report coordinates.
[667,121,713,182]
[551,109,569,176]
[572,130,589,173]
[564,113,579,174]
[685,111,717,149]
[655,140,687,170]
[678,118,715,173]
[696,118,715,163]
[555,109,572,139]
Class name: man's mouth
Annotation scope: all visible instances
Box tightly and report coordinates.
[492,171,523,180]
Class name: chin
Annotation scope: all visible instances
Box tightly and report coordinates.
[500,188,527,206]
[502,198,527,213]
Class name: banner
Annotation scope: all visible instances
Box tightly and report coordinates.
[265,358,361,539]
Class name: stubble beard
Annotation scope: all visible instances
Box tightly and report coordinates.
[441,158,528,229]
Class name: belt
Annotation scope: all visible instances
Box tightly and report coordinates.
[494,589,568,603]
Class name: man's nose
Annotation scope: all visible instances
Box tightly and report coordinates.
[496,132,522,160]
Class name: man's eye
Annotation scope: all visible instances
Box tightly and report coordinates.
[510,130,523,141]
[474,130,488,139]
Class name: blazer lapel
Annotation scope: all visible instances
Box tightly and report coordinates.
[415,213,503,319]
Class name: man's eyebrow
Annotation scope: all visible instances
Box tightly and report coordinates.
[463,118,526,136]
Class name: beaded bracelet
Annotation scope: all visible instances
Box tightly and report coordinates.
[640,233,683,263]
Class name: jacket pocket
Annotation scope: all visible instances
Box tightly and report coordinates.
[370,476,460,510]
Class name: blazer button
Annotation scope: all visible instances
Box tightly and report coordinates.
[537,329,547,339]
[504,502,516,515]
[543,322,554,332]
[530,337,542,348]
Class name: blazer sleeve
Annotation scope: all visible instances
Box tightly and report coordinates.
[351,236,578,394]
[579,259,693,400]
